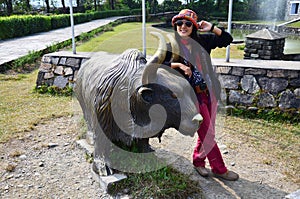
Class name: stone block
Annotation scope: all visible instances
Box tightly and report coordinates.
[228,90,254,105]
[265,41,274,45]
[258,77,288,95]
[64,67,74,76]
[44,72,54,79]
[244,47,249,52]
[279,90,299,109]
[267,70,286,78]
[59,57,67,65]
[66,58,80,67]
[91,167,127,193]
[231,67,245,76]
[253,40,262,44]
[50,57,60,65]
[257,92,276,108]
[245,68,266,75]
[241,75,260,94]
[254,44,262,49]
[54,65,64,75]
[228,90,240,104]
[294,88,300,97]
[219,75,240,89]
[39,62,52,72]
[240,94,254,105]
[249,49,258,53]
[41,56,51,63]
[262,56,271,60]
[44,79,54,86]
[215,66,232,74]
[263,46,272,50]
[290,78,300,87]
[264,50,272,56]
[246,39,254,44]
[250,54,259,58]
[257,50,264,55]
[36,71,45,86]
[53,76,69,88]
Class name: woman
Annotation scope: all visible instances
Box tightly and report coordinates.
[166,9,239,181]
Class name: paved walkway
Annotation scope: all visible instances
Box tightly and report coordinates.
[0,16,125,66]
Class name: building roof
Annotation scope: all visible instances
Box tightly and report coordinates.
[246,28,286,40]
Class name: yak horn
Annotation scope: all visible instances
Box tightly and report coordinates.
[142,31,167,85]
[167,34,180,62]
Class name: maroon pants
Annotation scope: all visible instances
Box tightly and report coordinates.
[192,92,227,174]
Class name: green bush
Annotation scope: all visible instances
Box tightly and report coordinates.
[0,15,51,39]
[74,13,93,24]
[27,15,51,34]
[50,14,70,29]
[0,10,140,40]
[34,85,73,96]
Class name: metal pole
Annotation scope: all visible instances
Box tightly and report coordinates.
[226,0,233,62]
[69,0,76,54]
[142,0,146,57]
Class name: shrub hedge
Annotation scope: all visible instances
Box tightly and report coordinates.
[0,9,141,40]
[0,15,51,39]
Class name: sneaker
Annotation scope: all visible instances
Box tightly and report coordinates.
[213,170,239,181]
[195,166,209,177]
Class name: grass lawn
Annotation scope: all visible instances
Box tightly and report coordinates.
[75,22,245,59]
[0,71,74,142]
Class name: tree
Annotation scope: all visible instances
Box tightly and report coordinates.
[109,0,115,9]
[76,0,80,9]
[215,0,222,11]
[4,0,13,15]
[61,0,66,13]
[44,0,50,13]
[25,0,30,11]
[148,0,158,14]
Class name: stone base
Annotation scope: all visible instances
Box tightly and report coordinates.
[76,139,127,192]
[91,167,127,192]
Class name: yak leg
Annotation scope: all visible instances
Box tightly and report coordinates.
[134,138,154,153]
[92,158,113,176]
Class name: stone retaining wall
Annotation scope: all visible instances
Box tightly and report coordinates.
[36,52,90,89]
[215,62,300,111]
[36,52,300,112]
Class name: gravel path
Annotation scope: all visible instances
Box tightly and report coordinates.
[0,116,110,199]
[0,115,299,198]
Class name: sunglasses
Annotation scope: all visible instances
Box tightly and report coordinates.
[175,20,193,27]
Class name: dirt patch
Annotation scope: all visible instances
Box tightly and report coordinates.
[0,116,299,198]
[0,116,110,198]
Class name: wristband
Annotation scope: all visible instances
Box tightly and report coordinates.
[210,24,215,32]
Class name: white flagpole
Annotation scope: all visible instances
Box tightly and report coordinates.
[69,0,76,54]
[226,0,233,62]
[142,0,146,56]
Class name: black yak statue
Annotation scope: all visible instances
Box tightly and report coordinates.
[74,32,202,175]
